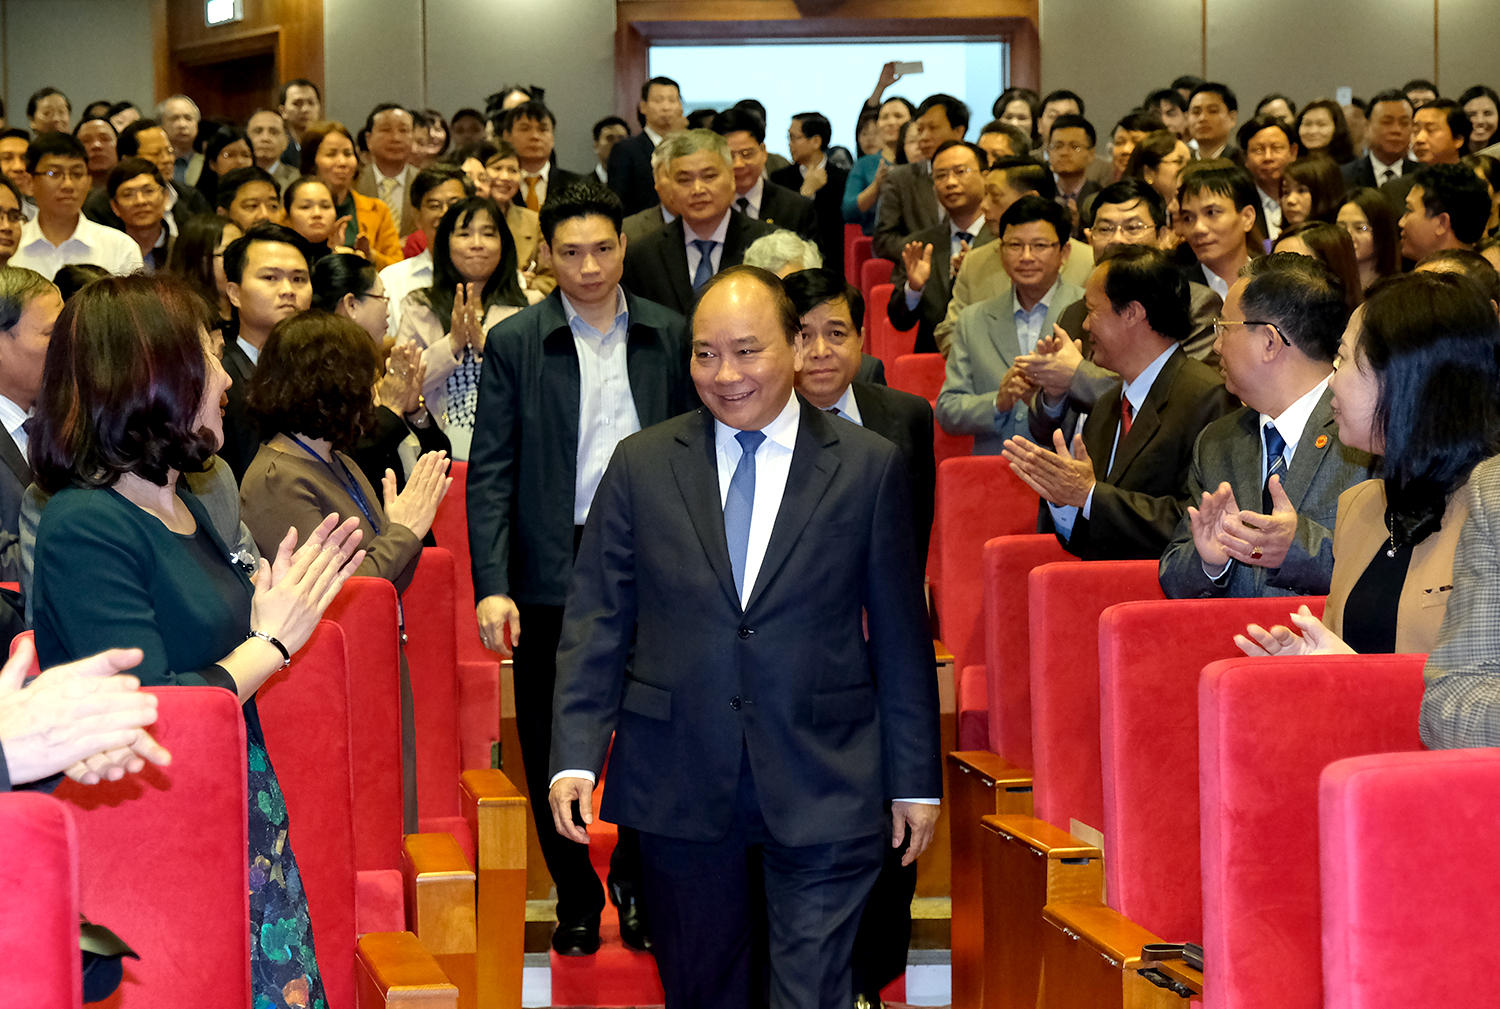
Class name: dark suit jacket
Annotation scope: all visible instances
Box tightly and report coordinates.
[750,180,817,241]
[1342,153,1420,192]
[608,131,659,216]
[620,212,776,317]
[851,382,935,565]
[550,400,941,846]
[0,428,28,582]
[857,354,885,385]
[543,167,589,206]
[874,163,939,261]
[888,219,994,355]
[467,288,695,607]
[83,180,211,234]
[622,205,668,247]
[1158,387,1377,598]
[217,339,261,482]
[1379,172,1422,216]
[1029,345,1236,560]
[770,162,851,279]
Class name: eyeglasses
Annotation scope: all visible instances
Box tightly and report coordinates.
[360,292,391,305]
[933,166,976,182]
[1048,141,1092,154]
[1213,318,1290,346]
[1001,240,1061,254]
[115,184,163,204]
[1090,219,1155,239]
[33,167,89,183]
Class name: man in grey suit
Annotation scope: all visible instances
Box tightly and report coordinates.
[0,267,58,586]
[873,94,969,260]
[1159,255,1375,598]
[937,197,1083,455]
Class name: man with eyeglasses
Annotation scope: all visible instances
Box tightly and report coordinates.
[888,139,990,354]
[1047,114,1100,238]
[82,119,213,236]
[1001,244,1234,560]
[10,132,141,280]
[1159,253,1374,597]
[380,164,473,335]
[937,195,1083,455]
[106,158,172,271]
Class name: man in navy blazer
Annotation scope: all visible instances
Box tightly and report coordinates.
[549,266,941,1009]
[608,76,685,216]
[468,182,696,956]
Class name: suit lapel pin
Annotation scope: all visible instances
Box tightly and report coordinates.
[1315,435,1329,449]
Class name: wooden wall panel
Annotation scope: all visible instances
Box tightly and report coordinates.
[159,0,322,108]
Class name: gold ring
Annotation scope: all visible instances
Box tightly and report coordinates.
[1251,548,1263,559]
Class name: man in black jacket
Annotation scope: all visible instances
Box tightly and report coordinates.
[468,181,695,957]
[770,111,850,280]
[608,76,684,215]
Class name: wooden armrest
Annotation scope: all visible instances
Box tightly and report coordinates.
[950,750,1034,788]
[355,931,459,1008]
[934,638,954,665]
[982,814,1102,860]
[1043,902,1160,969]
[402,833,476,1009]
[460,769,527,1007]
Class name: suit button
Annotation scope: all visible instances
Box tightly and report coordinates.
[738,627,751,639]
[730,696,742,710]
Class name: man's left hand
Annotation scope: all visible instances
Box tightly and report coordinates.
[1219,476,1298,568]
[1002,430,1096,507]
[891,801,940,866]
[800,163,828,197]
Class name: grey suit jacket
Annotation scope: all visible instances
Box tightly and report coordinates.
[936,279,1085,456]
[888,219,994,355]
[0,428,28,583]
[873,163,939,261]
[622,205,669,247]
[1158,388,1376,598]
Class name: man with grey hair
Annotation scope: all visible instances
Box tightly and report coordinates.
[0,267,59,582]
[743,229,822,277]
[621,129,775,316]
[155,95,201,186]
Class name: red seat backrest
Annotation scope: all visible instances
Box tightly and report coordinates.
[983,535,1072,769]
[257,621,361,1009]
[1321,747,1500,1009]
[1198,653,1425,1009]
[890,353,946,403]
[56,687,251,1008]
[873,302,919,371]
[866,282,896,366]
[433,461,486,664]
[0,793,79,1009]
[932,458,1041,697]
[849,235,874,289]
[323,577,405,872]
[861,258,894,335]
[402,548,463,818]
[843,225,865,285]
[1027,560,1162,833]
[1097,596,1324,945]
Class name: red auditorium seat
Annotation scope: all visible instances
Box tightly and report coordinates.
[889,352,945,402]
[843,224,864,285]
[1321,747,1500,1008]
[1199,653,1426,1009]
[0,793,79,1009]
[860,257,893,335]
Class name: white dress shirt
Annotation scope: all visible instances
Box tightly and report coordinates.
[737,177,765,219]
[10,215,144,279]
[1256,185,1282,241]
[1368,151,1406,186]
[521,161,552,209]
[594,163,608,184]
[1012,278,1062,356]
[826,385,864,425]
[236,336,261,366]
[0,393,30,460]
[644,126,664,148]
[1201,263,1230,300]
[684,211,731,281]
[380,249,433,336]
[564,287,641,524]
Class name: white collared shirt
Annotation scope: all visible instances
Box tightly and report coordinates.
[594,162,608,184]
[684,211,731,282]
[1260,376,1330,479]
[564,287,641,523]
[10,214,144,280]
[826,385,864,425]
[798,154,828,179]
[715,392,800,607]
[0,393,30,460]
[380,249,434,335]
[1369,151,1405,185]
[236,336,261,366]
[737,176,765,219]
[644,126,664,147]
[521,161,552,208]
[1201,262,1230,300]
[1256,185,1282,241]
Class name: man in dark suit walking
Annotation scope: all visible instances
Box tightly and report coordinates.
[549,266,941,1009]
[770,112,850,280]
[468,182,696,956]
[1004,245,1236,560]
[621,130,775,317]
[609,76,685,216]
[1159,254,1374,598]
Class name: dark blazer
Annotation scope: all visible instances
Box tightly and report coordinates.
[1342,153,1420,191]
[621,204,668,247]
[1029,345,1236,560]
[1379,172,1422,216]
[607,131,659,216]
[851,381,935,565]
[0,428,28,582]
[873,163,939,261]
[750,179,817,241]
[888,219,994,355]
[620,212,776,317]
[1158,387,1377,598]
[83,180,211,234]
[467,288,695,607]
[857,354,885,385]
[217,338,261,482]
[544,167,590,206]
[770,161,851,279]
[549,400,941,847]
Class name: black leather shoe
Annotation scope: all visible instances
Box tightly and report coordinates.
[551,917,601,957]
[615,893,653,954]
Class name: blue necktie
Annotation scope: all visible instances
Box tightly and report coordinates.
[1263,422,1287,513]
[692,239,718,290]
[725,429,765,599]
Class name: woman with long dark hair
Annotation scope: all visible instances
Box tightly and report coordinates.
[166,214,243,331]
[843,97,915,235]
[1337,187,1402,292]
[1278,154,1347,228]
[194,126,253,207]
[1295,99,1356,165]
[393,196,527,458]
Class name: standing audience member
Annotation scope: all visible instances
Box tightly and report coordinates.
[106,158,173,271]
[873,93,969,260]
[0,129,35,222]
[1383,98,1471,208]
[1343,90,1416,191]
[502,100,586,212]
[248,109,299,192]
[281,175,345,261]
[1047,114,1100,236]
[167,215,241,333]
[1124,130,1193,211]
[1108,111,1164,183]
[1296,99,1356,165]
[84,118,214,229]
[1159,254,1373,598]
[394,196,528,459]
[450,108,485,151]
[277,79,323,170]
[772,111,849,278]
[843,96,913,236]
[712,109,816,238]
[0,177,24,267]
[1188,83,1240,161]
[1145,88,1191,141]
[74,118,117,191]
[356,104,419,237]
[591,116,630,185]
[1004,245,1235,559]
[1344,97,1370,156]
[1239,115,1298,240]
[381,164,470,334]
[156,95,201,185]
[0,267,60,583]
[1278,154,1346,228]
[994,87,1041,148]
[10,132,142,279]
[214,166,283,232]
[977,121,1029,165]
[1273,222,1364,310]
[468,183,692,956]
[1460,85,1500,152]
[483,140,555,300]
[27,89,70,136]
[1254,93,1297,127]
[301,120,402,269]
[1338,187,1402,292]
[1399,163,1492,259]
[609,76,684,215]
[1405,80,1440,110]
[193,126,253,207]
[1176,160,1262,299]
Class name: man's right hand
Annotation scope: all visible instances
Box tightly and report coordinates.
[901,241,934,293]
[1188,482,1240,570]
[549,776,595,844]
[476,594,521,656]
[1016,324,1085,398]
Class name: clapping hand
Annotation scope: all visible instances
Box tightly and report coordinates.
[1016,324,1087,399]
[1219,476,1299,568]
[1002,429,1096,507]
[375,342,426,414]
[902,241,934,293]
[1235,604,1355,658]
[249,514,367,662]
[995,363,1037,413]
[800,161,828,198]
[449,282,486,357]
[1188,482,1241,570]
[382,451,452,541]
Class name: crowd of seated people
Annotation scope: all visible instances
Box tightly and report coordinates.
[8,64,1500,1009]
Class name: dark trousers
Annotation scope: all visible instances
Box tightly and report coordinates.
[850,839,917,1000]
[640,751,884,1009]
[512,600,639,924]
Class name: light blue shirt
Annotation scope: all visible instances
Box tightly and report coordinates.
[1013,278,1062,357]
[563,287,640,524]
